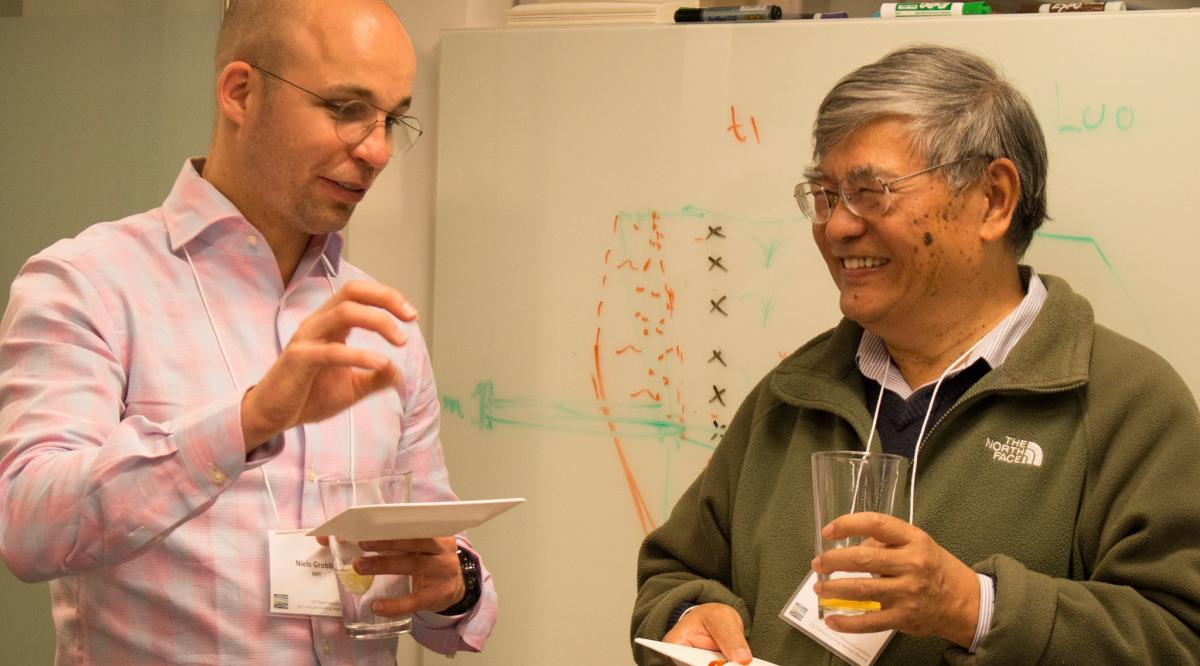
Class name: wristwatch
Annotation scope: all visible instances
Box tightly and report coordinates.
[438,547,481,616]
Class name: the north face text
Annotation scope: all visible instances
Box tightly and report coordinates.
[983,435,1044,467]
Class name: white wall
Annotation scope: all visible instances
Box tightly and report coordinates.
[350,1,512,350]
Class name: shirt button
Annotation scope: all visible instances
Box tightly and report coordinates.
[307,468,318,482]
[321,639,331,655]
[209,467,226,484]
[246,235,258,247]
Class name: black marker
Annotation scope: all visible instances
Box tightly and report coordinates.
[675,5,783,22]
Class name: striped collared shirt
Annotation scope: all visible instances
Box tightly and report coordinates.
[856,266,1048,399]
[0,159,495,664]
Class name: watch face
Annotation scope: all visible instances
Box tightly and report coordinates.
[461,552,479,584]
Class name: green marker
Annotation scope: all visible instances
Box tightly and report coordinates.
[880,1,992,16]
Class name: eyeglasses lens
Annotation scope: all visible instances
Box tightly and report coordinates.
[797,175,892,224]
[332,102,423,156]
[843,175,888,219]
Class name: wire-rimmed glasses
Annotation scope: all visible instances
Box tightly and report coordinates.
[250,64,422,156]
[794,156,986,224]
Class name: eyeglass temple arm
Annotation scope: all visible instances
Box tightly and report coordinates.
[887,156,991,188]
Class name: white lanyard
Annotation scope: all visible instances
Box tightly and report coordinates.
[864,337,986,524]
[183,244,354,527]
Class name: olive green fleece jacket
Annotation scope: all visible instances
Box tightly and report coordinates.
[633,275,1200,665]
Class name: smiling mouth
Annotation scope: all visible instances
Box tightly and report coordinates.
[842,256,889,270]
[331,179,366,193]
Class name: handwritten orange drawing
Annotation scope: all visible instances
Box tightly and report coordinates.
[728,105,746,143]
[592,326,655,534]
[630,388,662,401]
[728,105,762,144]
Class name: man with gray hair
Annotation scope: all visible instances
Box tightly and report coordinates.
[632,44,1200,664]
[0,0,494,662]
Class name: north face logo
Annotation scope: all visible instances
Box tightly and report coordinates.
[982,436,1043,467]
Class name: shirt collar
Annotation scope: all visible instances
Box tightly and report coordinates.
[856,266,1048,399]
[163,157,344,275]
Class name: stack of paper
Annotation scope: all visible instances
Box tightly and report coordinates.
[508,1,701,25]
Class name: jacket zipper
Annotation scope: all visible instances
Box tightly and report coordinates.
[911,381,1083,487]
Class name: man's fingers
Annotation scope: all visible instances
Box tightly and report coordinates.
[661,604,752,664]
[822,511,913,545]
[357,363,402,397]
[302,301,407,347]
[824,607,904,635]
[359,538,444,554]
[662,614,716,650]
[370,584,457,617]
[812,544,907,577]
[678,635,720,651]
[814,574,907,607]
[700,610,752,665]
[369,594,420,617]
[282,341,391,373]
[314,281,418,324]
[355,553,454,577]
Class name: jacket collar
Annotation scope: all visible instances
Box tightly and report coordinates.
[770,272,1093,410]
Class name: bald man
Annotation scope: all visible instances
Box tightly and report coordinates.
[0,1,495,662]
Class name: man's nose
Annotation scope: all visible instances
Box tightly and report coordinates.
[822,196,868,241]
[351,121,392,169]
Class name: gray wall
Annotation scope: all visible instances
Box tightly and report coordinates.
[0,2,219,308]
[0,3,220,662]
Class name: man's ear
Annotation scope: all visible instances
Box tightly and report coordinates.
[215,61,254,127]
[978,157,1021,245]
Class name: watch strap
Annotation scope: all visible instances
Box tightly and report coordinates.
[438,546,481,616]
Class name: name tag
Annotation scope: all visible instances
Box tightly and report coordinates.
[779,571,895,666]
[267,529,342,617]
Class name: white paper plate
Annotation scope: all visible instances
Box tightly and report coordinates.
[307,498,525,541]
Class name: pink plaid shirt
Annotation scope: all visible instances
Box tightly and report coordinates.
[0,160,496,664]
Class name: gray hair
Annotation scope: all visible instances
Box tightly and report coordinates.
[812,44,1048,257]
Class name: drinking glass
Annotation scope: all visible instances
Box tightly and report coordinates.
[811,451,909,618]
[318,469,413,639]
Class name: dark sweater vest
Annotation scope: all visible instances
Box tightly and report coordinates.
[863,358,991,460]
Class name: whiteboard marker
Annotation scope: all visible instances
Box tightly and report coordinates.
[675,5,784,22]
[1036,1,1126,10]
[880,2,992,16]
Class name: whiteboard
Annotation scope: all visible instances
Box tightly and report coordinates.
[430,14,1200,664]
